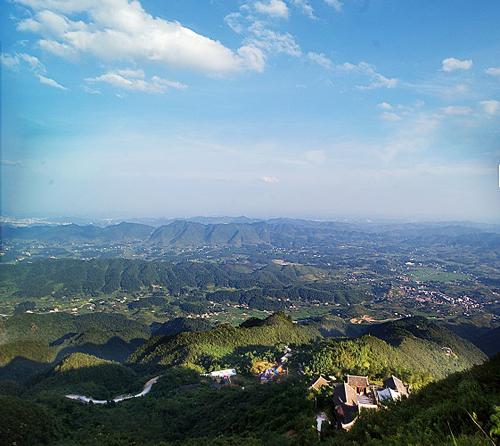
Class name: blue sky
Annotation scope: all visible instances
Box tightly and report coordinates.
[1,0,500,221]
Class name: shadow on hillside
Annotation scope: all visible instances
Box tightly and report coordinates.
[319,324,368,338]
[29,362,141,400]
[0,337,147,384]
[55,336,146,363]
[49,332,78,346]
[0,356,52,383]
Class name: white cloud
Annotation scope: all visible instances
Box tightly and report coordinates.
[480,99,500,115]
[380,112,402,121]
[339,61,398,89]
[2,51,67,90]
[261,175,280,183]
[441,57,473,72]
[114,68,145,78]
[404,79,470,99]
[224,6,301,64]
[82,85,101,95]
[307,52,333,70]
[377,102,393,110]
[486,67,500,77]
[18,53,45,72]
[37,74,67,89]
[247,21,301,57]
[224,12,246,34]
[85,69,186,94]
[359,76,397,90]
[254,0,289,18]
[238,45,266,72]
[324,0,343,12]
[1,52,44,72]
[290,0,315,19]
[442,83,469,98]
[14,0,263,74]
[378,114,440,161]
[39,39,78,59]
[1,53,22,70]
[440,105,472,116]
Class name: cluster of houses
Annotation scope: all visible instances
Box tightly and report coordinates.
[260,346,292,383]
[310,374,409,431]
[260,363,287,382]
[204,347,293,386]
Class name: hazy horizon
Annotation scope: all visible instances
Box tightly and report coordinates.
[2,0,500,222]
[3,212,500,227]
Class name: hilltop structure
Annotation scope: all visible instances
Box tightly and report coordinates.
[333,374,409,430]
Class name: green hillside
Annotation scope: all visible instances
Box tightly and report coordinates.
[365,316,487,361]
[151,317,213,337]
[329,354,500,445]
[0,258,232,297]
[0,313,494,446]
[28,353,139,400]
[2,222,154,243]
[299,317,486,388]
[0,312,149,380]
[130,312,320,370]
[149,220,271,247]
[0,258,373,310]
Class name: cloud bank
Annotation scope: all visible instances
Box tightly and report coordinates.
[15,0,264,74]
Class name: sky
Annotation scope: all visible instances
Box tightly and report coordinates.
[1,0,500,222]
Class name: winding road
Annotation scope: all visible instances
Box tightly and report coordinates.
[65,376,160,405]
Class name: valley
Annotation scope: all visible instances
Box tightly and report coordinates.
[0,218,499,445]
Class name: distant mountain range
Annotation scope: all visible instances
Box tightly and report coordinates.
[2,219,500,249]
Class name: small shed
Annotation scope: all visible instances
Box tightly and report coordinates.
[209,369,237,378]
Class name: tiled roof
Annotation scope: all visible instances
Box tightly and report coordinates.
[347,375,369,389]
[309,376,330,391]
[334,383,358,406]
[384,375,408,396]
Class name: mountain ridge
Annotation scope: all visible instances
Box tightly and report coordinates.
[4,219,500,249]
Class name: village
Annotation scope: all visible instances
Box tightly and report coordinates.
[188,346,410,435]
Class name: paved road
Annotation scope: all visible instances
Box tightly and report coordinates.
[66,376,160,404]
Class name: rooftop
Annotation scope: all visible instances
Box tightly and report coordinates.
[347,375,370,389]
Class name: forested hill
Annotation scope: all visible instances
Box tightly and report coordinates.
[364,316,487,365]
[0,258,370,306]
[130,312,320,370]
[0,258,233,297]
[0,354,497,446]
[0,312,494,446]
[3,219,500,249]
[297,316,486,388]
[0,312,149,381]
[149,220,272,247]
[1,222,154,243]
[129,313,486,386]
